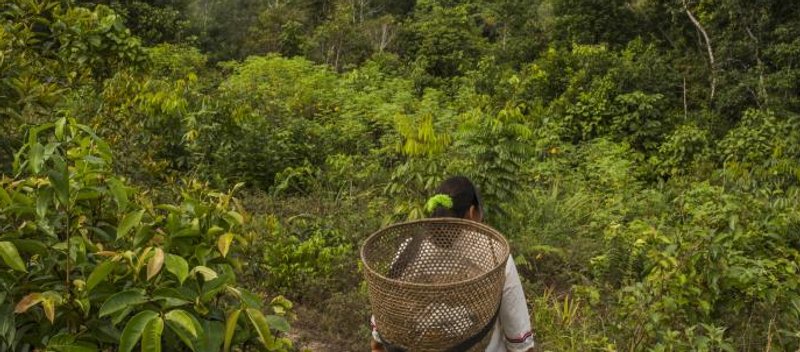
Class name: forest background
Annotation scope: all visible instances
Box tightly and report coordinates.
[1,0,800,351]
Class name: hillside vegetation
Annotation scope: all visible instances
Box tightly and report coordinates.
[1,0,800,351]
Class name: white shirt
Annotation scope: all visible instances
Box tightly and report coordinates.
[485,256,535,352]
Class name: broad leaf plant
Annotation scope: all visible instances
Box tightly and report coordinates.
[0,118,292,351]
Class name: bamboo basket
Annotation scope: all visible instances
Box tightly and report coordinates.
[361,218,509,351]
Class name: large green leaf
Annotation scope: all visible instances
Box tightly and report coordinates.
[142,317,164,352]
[107,177,129,213]
[171,227,201,238]
[245,308,274,348]
[117,210,145,240]
[164,254,188,284]
[194,320,223,352]
[46,333,98,352]
[165,309,203,351]
[0,241,26,272]
[238,288,263,310]
[141,317,164,352]
[151,288,191,309]
[48,169,69,207]
[164,309,197,338]
[223,211,244,228]
[28,142,44,174]
[265,315,290,333]
[98,289,147,318]
[112,307,135,326]
[223,309,241,352]
[86,260,116,292]
[10,239,48,256]
[119,310,159,352]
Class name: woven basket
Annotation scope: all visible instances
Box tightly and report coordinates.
[361,218,509,352]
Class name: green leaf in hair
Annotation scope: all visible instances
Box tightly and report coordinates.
[425,194,453,213]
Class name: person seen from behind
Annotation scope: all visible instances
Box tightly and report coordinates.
[370,176,535,352]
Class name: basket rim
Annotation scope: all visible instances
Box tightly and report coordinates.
[360,217,510,289]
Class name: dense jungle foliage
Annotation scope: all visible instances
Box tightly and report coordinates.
[1,0,799,350]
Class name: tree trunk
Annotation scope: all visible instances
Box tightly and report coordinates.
[683,0,716,103]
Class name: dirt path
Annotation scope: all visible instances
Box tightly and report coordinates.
[287,326,339,352]
[288,304,351,351]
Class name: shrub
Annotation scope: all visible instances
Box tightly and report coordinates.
[0,119,292,351]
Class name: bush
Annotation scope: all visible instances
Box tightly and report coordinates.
[252,214,353,299]
[0,119,292,351]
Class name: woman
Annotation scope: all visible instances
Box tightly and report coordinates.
[370,176,535,352]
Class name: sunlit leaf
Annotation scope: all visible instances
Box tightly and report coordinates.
[42,297,55,323]
[141,316,164,352]
[190,266,218,281]
[246,308,274,347]
[147,248,165,280]
[223,211,243,227]
[165,307,202,351]
[223,309,241,352]
[98,289,147,318]
[46,332,98,352]
[217,233,234,258]
[165,254,189,284]
[86,260,116,292]
[0,241,27,272]
[165,309,198,338]
[117,210,145,240]
[54,117,66,141]
[207,226,225,237]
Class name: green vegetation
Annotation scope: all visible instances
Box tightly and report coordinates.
[2,0,799,351]
[1,116,294,351]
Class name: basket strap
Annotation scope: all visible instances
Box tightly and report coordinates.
[387,230,426,279]
[375,332,408,352]
[444,303,501,352]
[381,342,409,352]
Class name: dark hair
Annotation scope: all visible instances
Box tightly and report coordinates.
[430,176,482,219]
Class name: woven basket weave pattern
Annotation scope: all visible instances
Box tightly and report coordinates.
[361,219,509,351]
